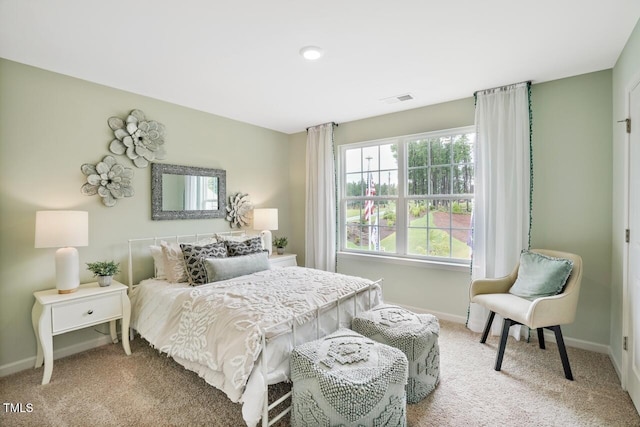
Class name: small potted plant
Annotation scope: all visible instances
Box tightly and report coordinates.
[272,236,288,255]
[86,261,120,287]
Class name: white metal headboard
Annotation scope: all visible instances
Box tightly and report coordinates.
[126,230,250,293]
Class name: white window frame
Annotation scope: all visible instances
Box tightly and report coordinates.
[338,125,475,265]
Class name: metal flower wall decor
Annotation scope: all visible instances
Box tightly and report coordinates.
[108,109,166,168]
[81,155,134,207]
[226,193,252,228]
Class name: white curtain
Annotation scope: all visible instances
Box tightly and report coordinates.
[305,122,336,271]
[467,82,532,339]
[184,175,198,210]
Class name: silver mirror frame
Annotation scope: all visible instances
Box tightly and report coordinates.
[151,163,226,220]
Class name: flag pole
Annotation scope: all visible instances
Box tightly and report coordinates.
[366,156,372,251]
[364,156,373,250]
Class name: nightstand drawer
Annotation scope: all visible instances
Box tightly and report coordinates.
[52,292,123,333]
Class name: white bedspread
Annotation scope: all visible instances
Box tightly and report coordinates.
[130,266,381,426]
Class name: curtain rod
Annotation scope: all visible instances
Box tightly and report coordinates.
[306,122,339,132]
[473,80,532,97]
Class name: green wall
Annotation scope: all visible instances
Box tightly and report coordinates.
[531,71,612,345]
[0,46,629,372]
[290,71,614,346]
[611,18,640,373]
[0,59,292,370]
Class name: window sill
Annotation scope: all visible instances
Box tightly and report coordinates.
[337,251,471,273]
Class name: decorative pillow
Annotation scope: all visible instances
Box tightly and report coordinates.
[161,241,189,283]
[215,233,251,242]
[509,251,574,301]
[216,233,265,248]
[203,252,270,282]
[225,236,265,257]
[180,242,227,285]
[195,237,218,245]
[149,244,167,280]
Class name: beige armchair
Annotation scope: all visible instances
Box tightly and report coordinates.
[469,249,583,380]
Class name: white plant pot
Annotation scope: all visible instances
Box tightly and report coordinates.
[97,275,112,287]
[276,247,285,255]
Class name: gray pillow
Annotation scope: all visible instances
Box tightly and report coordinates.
[203,251,270,282]
[225,236,265,256]
[509,251,574,301]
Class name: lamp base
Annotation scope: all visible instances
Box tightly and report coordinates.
[55,247,80,294]
[261,230,273,256]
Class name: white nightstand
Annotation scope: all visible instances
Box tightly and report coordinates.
[269,253,297,268]
[31,281,131,385]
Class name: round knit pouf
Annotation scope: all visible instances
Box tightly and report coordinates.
[290,328,408,427]
[352,304,440,403]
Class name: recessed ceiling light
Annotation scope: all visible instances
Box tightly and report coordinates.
[300,46,324,61]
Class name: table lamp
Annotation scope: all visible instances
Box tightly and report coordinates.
[253,208,278,256]
[35,211,89,294]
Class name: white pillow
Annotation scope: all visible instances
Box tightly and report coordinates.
[161,241,189,283]
[150,238,217,283]
[149,244,167,279]
[195,237,218,245]
[215,233,249,242]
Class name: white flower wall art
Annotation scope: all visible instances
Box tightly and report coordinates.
[226,193,252,228]
[108,109,166,168]
[81,155,134,207]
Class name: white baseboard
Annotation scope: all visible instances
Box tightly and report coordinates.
[387,300,611,355]
[609,348,624,383]
[541,330,610,354]
[0,335,114,378]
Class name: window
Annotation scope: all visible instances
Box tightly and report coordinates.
[339,126,475,263]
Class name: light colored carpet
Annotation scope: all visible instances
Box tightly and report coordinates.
[1,320,638,427]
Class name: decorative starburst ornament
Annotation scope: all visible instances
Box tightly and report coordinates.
[226,193,253,228]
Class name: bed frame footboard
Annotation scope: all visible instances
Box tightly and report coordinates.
[259,279,382,427]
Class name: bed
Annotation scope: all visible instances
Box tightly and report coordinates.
[126,233,383,427]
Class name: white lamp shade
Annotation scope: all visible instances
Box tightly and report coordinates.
[253,208,278,231]
[35,211,89,248]
[35,211,88,294]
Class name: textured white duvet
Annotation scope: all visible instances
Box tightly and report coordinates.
[130,266,381,426]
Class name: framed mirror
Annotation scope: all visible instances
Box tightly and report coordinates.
[151,163,226,220]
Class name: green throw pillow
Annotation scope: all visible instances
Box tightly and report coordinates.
[509,251,574,301]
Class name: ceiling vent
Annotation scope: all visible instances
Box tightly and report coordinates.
[381,93,414,104]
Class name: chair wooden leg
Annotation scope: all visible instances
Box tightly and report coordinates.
[549,325,573,380]
[495,318,513,371]
[537,328,545,349]
[480,311,496,343]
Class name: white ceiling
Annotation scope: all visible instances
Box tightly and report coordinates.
[1,1,639,134]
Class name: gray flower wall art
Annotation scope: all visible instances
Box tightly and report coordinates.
[108,109,166,168]
[81,155,134,207]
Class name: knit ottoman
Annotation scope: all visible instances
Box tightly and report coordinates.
[352,304,440,403]
[290,328,408,427]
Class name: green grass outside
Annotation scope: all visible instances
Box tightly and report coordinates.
[347,211,471,259]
